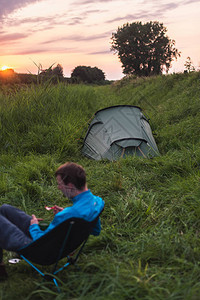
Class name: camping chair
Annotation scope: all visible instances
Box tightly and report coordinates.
[16,215,101,292]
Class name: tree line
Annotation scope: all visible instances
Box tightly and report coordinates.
[1,20,197,86]
[0,64,107,85]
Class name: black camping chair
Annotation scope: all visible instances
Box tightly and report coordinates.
[16,215,101,292]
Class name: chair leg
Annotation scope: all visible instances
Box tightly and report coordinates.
[20,255,45,277]
[72,238,88,264]
[53,278,61,293]
[20,255,62,292]
[53,260,72,275]
[43,274,61,293]
[53,238,89,276]
[19,237,90,293]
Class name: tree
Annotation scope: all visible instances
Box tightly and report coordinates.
[39,64,64,82]
[52,64,64,78]
[71,66,105,83]
[111,21,181,76]
[0,68,19,84]
[184,57,195,73]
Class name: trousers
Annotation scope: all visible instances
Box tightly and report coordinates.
[0,204,32,259]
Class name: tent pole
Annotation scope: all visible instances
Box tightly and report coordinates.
[138,146,147,158]
[121,148,125,158]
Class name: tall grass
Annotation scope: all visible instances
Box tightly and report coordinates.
[0,72,200,299]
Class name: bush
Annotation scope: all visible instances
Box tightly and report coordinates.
[71,65,105,83]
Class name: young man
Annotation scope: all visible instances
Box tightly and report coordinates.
[0,162,104,279]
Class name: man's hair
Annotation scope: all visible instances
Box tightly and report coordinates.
[55,162,86,190]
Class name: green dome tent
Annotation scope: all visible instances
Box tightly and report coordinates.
[82,105,159,161]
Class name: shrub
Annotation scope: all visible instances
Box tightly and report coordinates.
[71,65,105,83]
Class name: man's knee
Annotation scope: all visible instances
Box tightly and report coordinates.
[0,204,14,215]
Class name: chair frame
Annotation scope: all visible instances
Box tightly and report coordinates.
[17,216,100,292]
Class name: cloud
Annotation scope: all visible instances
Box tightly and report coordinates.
[0,48,47,56]
[106,12,160,24]
[184,0,200,4]
[4,9,102,29]
[85,9,103,13]
[73,0,115,4]
[89,50,111,55]
[4,15,62,33]
[66,9,106,25]
[106,2,181,25]
[8,16,57,26]
[0,0,41,19]
[0,33,28,44]
[42,31,111,44]
[0,46,77,56]
[16,49,50,55]
[67,17,83,26]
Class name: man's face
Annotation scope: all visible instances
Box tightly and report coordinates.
[56,175,75,199]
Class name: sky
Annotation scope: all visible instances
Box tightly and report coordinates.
[0,0,200,80]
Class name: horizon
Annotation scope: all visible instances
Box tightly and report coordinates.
[0,0,200,80]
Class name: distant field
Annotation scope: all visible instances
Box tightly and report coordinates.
[0,72,200,299]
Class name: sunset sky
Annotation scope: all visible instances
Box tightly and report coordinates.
[0,0,200,80]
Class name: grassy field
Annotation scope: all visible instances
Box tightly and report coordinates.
[0,71,200,299]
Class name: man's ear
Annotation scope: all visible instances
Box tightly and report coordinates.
[67,182,76,189]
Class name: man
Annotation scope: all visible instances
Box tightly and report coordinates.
[0,162,104,279]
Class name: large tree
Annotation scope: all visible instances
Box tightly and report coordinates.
[111,21,180,76]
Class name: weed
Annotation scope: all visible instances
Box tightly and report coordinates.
[0,72,200,299]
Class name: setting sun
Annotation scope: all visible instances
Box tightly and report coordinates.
[1,66,9,71]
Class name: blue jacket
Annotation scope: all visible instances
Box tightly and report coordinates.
[29,190,104,241]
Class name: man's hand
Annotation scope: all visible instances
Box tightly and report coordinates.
[53,205,64,215]
[30,214,43,225]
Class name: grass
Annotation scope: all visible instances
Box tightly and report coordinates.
[0,71,200,299]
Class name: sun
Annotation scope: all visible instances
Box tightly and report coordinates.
[1,65,9,71]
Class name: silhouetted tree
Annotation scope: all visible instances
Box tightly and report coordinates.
[52,64,64,78]
[39,64,64,82]
[40,67,51,76]
[111,21,181,76]
[0,68,19,84]
[184,57,195,73]
[71,66,105,83]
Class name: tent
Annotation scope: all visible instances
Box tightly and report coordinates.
[82,105,159,161]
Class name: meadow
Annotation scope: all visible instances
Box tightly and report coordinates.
[0,71,200,299]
